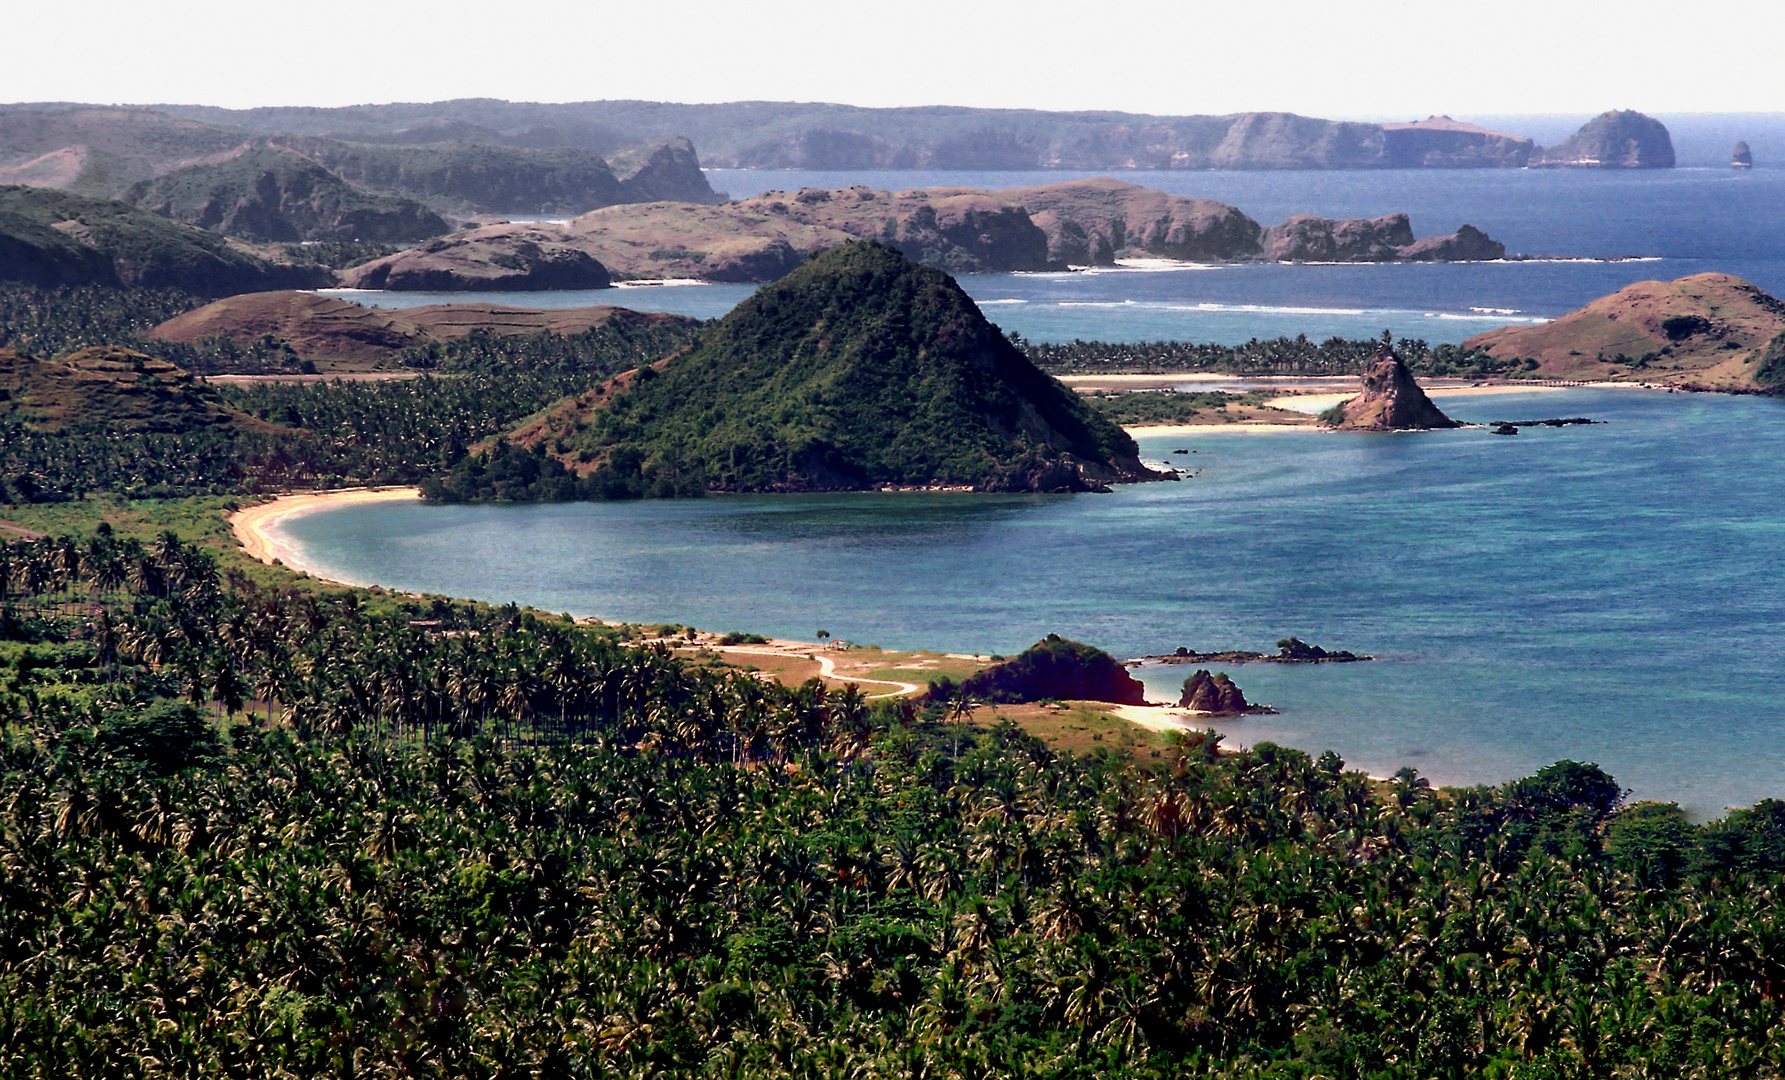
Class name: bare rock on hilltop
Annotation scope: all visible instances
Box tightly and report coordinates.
[345,225,611,291]
[1321,351,1458,431]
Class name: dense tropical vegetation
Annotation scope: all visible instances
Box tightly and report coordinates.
[3,531,1785,1076]
[1019,333,1539,380]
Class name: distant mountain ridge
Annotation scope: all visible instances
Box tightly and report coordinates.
[0,104,721,216]
[153,100,1545,171]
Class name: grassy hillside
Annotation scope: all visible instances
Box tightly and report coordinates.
[0,346,270,434]
[1464,273,1785,389]
[0,186,331,294]
[125,147,450,243]
[435,241,1156,501]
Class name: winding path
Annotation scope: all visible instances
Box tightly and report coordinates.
[710,645,924,700]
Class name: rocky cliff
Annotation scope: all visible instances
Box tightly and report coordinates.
[1260,214,1504,262]
[1320,351,1459,430]
[1532,111,1674,168]
[124,147,449,243]
[1463,273,1785,389]
[1380,117,1534,168]
[345,179,1506,288]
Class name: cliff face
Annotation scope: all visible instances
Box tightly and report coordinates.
[347,179,1505,288]
[1380,117,1533,168]
[1262,215,1504,263]
[1321,353,1459,431]
[1463,273,1785,389]
[270,136,721,215]
[124,147,449,243]
[1532,111,1675,168]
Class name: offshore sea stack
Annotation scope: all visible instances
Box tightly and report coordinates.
[1178,670,1270,715]
[1321,351,1459,430]
[1733,141,1754,169]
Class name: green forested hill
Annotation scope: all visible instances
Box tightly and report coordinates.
[124,147,450,243]
[0,186,331,293]
[432,242,1157,501]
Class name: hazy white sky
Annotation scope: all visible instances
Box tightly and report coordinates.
[7,0,1780,116]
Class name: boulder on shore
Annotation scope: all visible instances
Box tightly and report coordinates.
[1178,670,1270,714]
[1320,351,1459,431]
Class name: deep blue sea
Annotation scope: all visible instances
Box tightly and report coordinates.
[329,161,1785,346]
[274,388,1785,817]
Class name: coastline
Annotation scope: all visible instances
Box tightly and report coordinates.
[229,487,421,577]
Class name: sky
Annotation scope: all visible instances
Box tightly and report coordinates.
[7,0,1783,116]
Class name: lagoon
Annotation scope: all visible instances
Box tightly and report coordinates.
[273,387,1785,816]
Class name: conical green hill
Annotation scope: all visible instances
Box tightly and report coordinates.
[515,240,1162,495]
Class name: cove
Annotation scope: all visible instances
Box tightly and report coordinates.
[272,388,1785,816]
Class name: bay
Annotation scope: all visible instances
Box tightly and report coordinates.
[272,388,1785,817]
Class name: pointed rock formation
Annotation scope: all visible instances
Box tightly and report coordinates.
[1320,350,1458,431]
[1178,669,1271,714]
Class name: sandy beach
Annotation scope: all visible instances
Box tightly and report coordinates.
[230,487,420,572]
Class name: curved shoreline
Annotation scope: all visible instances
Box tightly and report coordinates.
[229,487,421,577]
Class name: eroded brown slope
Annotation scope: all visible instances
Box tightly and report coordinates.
[1464,273,1785,389]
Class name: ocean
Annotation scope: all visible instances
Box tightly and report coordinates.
[271,388,1785,817]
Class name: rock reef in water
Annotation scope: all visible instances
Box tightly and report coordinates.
[1260,214,1504,262]
[1321,352,1459,431]
[1178,670,1273,715]
[1532,111,1674,168]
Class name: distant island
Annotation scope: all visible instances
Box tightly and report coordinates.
[347,178,1508,289]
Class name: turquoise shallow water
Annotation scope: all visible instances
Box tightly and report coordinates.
[274,388,1785,816]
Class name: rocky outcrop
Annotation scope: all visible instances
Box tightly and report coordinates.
[1463,273,1785,389]
[1178,670,1271,714]
[1004,177,1262,264]
[150,290,696,362]
[1396,224,1505,261]
[1263,214,1503,262]
[343,179,1505,288]
[1262,214,1414,261]
[124,147,449,243]
[1380,116,1534,168]
[946,634,1149,705]
[344,225,611,291]
[1733,141,1753,169]
[1321,351,1458,430]
[605,137,723,204]
[1532,111,1674,168]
